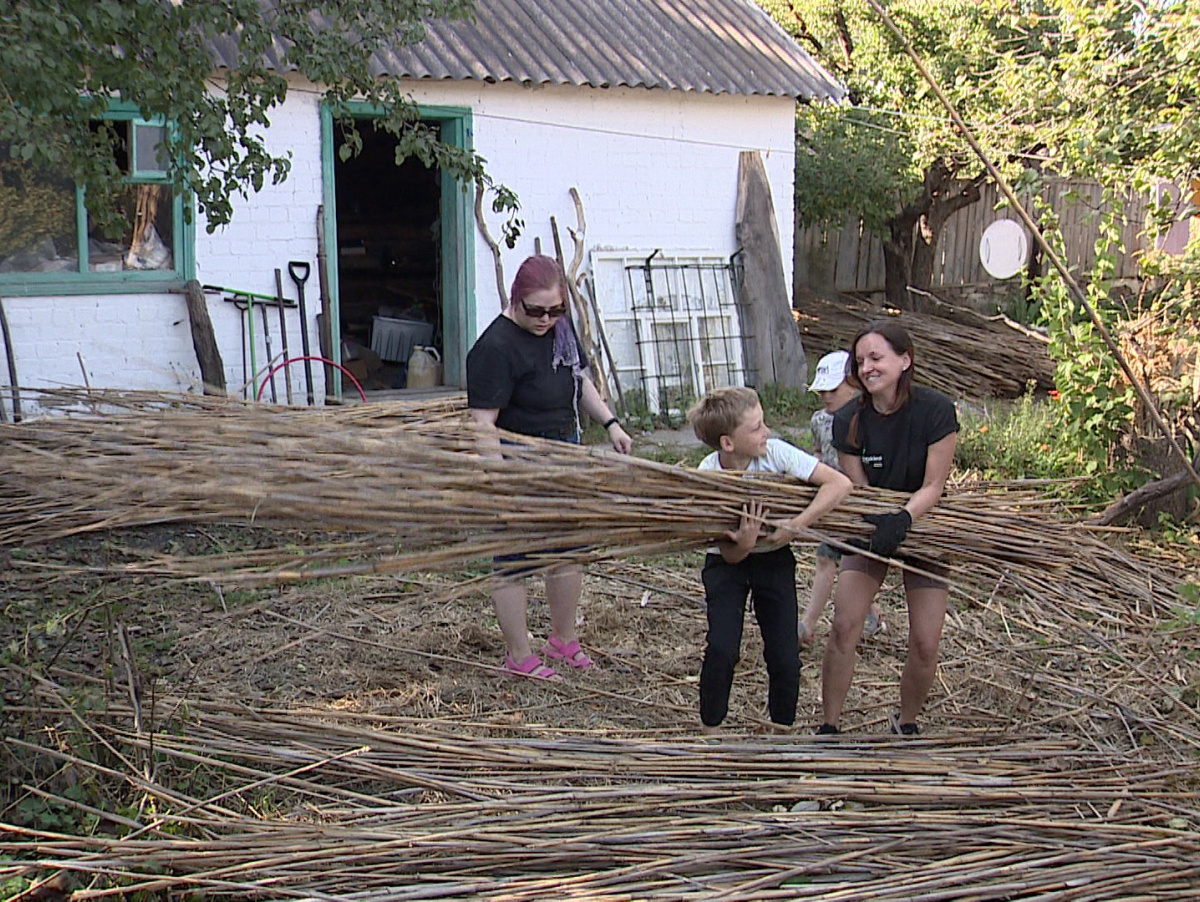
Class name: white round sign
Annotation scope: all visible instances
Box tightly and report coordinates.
[979,219,1029,280]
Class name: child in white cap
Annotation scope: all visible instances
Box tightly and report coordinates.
[799,350,884,645]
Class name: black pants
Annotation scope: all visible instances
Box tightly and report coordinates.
[699,547,800,727]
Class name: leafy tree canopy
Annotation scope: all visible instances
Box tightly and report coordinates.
[766,0,1200,495]
[771,0,1198,224]
[0,0,513,233]
[763,0,1199,305]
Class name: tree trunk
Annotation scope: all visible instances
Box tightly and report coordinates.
[1096,449,1198,526]
[881,159,988,312]
[882,222,915,310]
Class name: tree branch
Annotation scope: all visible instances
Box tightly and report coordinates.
[1094,454,1198,526]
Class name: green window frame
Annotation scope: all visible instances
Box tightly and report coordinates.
[0,100,194,296]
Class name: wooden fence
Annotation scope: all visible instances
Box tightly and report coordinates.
[794,179,1160,296]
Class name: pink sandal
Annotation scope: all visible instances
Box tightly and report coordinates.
[542,635,594,670]
[504,653,560,680]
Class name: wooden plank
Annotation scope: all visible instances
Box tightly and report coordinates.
[185,280,227,396]
[735,151,806,387]
[865,226,886,291]
[834,220,860,291]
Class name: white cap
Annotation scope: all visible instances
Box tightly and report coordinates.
[809,350,850,392]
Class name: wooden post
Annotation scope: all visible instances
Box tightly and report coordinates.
[735,151,807,388]
[0,292,18,421]
[184,280,227,396]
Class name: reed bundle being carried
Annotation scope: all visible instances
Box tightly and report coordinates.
[0,391,1179,619]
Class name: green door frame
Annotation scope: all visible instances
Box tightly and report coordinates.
[320,103,476,398]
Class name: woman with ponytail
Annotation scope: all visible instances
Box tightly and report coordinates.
[818,320,958,736]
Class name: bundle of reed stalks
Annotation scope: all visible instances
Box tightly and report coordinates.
[3,685,1198,899]
[0,392,1179,616]
[794,292,1055,400]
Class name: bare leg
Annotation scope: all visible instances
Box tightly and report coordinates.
[545,563,584,644]
[898,585,949,724]
[820,567,883,728]
[800,555,836,640]
[492,578,533,661]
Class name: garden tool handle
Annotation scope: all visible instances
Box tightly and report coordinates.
[288,261,311,286]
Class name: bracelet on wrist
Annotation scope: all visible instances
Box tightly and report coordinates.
[601,417,620,430]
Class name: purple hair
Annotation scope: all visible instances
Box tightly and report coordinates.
[509,254,569,308]
[509,254,581,376]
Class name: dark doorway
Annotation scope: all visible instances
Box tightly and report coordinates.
[334,121,442,392]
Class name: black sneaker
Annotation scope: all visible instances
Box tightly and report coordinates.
[889,714,920,736]
[815,723,840,736]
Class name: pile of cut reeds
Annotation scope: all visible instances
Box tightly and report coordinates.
[4,683,1198,899]
[794,292,1055,400]
[0,392,1181,619]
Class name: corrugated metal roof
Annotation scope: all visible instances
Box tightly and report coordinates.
[212,0,843,102]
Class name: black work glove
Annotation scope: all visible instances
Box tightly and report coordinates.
[863,509,912,558]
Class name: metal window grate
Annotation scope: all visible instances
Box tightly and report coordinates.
[622,250,748,424]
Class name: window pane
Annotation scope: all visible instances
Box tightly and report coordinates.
[698,315,738,390]
[89,183,174,272]
[0,145,80,273]
[132,122,169,174]
[650,321,695,413]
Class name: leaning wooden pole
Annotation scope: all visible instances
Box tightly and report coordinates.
[184,280,226,396]
[862,0,1200,495]
[0,292,24,421]
[474,183,508,311]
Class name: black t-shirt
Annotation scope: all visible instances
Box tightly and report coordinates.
[832,385,959,492]
[466,316,583,438]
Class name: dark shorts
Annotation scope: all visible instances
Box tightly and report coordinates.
[841,553,949,591]
[816,541,842,562]
[503,427,581,444]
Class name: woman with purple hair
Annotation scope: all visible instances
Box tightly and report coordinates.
[467,254,632,679]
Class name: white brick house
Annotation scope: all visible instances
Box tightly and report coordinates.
[0,0,840,414]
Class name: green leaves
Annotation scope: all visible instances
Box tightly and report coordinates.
[768,0,1200,479]
[0,0,486,230]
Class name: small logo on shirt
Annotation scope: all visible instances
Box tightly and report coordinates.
[862,453,884,469]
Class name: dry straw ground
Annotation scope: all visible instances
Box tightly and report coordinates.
[2,394,1200,899]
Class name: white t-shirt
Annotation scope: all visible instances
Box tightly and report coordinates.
[698,437,819,480]
[698,438,820,555]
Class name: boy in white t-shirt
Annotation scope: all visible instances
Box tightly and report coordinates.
[800,350,884,645]
[688,387,851,730]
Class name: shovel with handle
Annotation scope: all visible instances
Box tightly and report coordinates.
[288,260,314,405]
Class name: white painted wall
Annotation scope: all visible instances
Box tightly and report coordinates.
[194,87,326,404]
[2,77,799,414]
[403,81,798,338]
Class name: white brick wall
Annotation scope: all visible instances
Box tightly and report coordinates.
[403,81,798,336]
[195,87,326,404]
[3,77,798,413]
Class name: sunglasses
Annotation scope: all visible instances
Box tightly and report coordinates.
[519,299,568,320]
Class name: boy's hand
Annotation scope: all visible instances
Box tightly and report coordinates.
[764,519,801,548]
[723,500,767,552]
